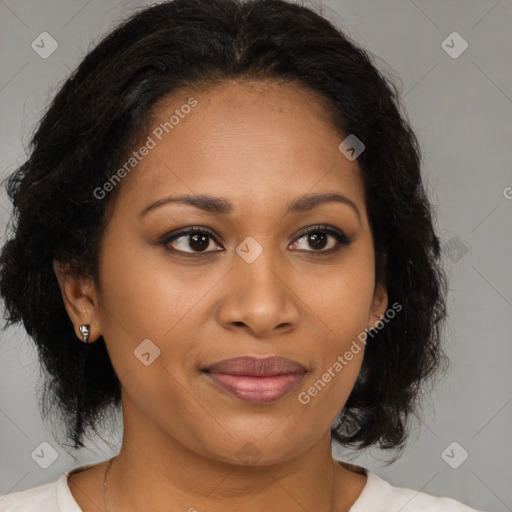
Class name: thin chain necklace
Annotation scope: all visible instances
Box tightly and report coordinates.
[102,456,117,512]
[101,455,338,512]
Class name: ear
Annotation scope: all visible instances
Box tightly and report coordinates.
[368,281,388,330]
[53,260,101,343]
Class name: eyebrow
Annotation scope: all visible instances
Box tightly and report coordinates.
[140,192,361,223]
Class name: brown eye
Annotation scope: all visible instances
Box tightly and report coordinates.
[161,227,223,254]
[290,225,352,254]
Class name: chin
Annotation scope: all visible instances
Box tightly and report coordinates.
[195,428,313,468]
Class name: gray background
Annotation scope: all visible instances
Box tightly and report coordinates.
[0,1,511,511]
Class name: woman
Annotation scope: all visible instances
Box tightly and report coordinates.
[0,0,482,510]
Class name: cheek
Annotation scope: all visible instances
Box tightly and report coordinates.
[296,320,366,438]
[96,231,222,401]
[301,251,376,338]
[97,231,208,343]
[95,237,206,436]
[293,249,375,418]
[293,345,364,454]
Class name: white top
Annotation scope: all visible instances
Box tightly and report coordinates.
[0,461,483,511]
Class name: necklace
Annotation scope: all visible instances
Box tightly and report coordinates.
[102,456,117,512]
[101,454,338,512]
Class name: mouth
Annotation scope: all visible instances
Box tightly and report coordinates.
[201,356,307,404]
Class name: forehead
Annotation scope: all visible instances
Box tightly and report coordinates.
[110,79,365,217]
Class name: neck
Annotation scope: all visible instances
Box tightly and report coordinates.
[102,399,360,512]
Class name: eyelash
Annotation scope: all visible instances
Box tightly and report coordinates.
[159,224,352,257]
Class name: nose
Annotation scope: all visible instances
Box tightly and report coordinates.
[215,245,300,338]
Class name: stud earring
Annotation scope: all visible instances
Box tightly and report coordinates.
[78,324,92,343]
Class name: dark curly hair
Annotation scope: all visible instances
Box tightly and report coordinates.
[0,0,448,457]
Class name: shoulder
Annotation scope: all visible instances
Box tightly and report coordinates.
[0,477,63,512]
[349,467,483,512]
[0,463,94,512]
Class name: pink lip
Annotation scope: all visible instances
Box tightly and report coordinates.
[202,356,307,403]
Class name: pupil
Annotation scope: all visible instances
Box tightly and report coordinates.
[190,233,208,251]
[309,232,327,249]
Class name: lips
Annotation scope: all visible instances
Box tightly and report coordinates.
[202,356,307,403]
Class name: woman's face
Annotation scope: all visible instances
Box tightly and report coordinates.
[88,80,387,464]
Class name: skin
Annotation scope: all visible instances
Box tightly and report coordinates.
[54,79,388,512]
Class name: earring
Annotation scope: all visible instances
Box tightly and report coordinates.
[78,324,92,343]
